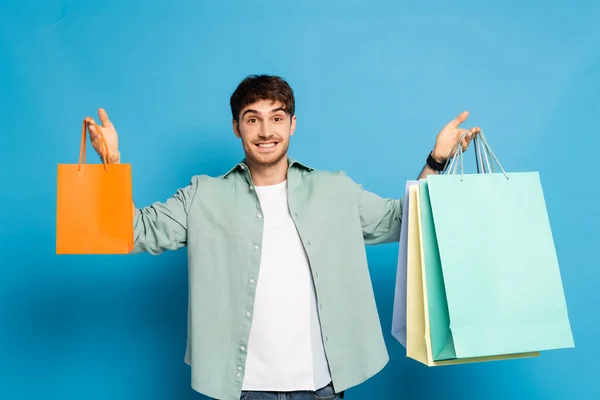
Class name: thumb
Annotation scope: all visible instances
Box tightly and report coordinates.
[98,108,112,127]
[448,110,469,128]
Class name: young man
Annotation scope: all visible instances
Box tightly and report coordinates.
[85,75,478,400]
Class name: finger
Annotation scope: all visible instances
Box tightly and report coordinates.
[88,119,100,140]
[447,110,469,129]
[456,128,469,141]
[88,124,97,139]
[98,108,112,127]
[456,128,470,151]
[468,127,480,144]
[465,132,474,148]
[461,137,469,151]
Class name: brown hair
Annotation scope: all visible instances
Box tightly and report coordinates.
[230,75,295,122]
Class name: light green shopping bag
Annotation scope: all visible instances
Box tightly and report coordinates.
[423,133,574,360]
[418,179,456,360]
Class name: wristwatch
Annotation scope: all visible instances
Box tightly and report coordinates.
[426,151,446,172]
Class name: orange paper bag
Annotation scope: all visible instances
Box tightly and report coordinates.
[56,120,134,254]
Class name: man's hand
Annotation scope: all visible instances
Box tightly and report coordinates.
[84,108,120,164]
[431,110,480,163]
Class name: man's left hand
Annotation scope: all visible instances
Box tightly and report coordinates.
[431,111,480,163]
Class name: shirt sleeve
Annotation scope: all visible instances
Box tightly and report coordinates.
[132,176,200,255]
[348,176,403,245]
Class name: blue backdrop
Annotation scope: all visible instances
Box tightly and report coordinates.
[1,1,599,399]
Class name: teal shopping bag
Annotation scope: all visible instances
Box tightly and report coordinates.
[418,179,457,360]
[424,133,574,359]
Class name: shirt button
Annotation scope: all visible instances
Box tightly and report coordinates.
[240,346,246,351]
[249,185,254,191]
[253,245,259,250]
[257,213,262,219]
[237,373,241,377]
[237,366,242,371]
[240,165,245,170]
[249,278,255,284]
[246,312,251,318]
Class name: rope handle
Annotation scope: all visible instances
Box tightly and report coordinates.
[442,130,508,180]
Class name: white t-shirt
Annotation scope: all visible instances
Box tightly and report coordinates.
[242,180,332,391]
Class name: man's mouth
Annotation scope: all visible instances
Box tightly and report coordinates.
[255,142,278,149]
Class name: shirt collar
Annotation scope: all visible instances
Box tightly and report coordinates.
[222,156,314,178]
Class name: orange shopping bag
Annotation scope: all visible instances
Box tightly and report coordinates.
[56,120,134,254]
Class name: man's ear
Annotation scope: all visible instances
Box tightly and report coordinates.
[232,119,241,138]
[290,115,297,136]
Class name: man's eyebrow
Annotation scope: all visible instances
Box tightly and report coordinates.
[241,107,287,118]
[241,109,258,118]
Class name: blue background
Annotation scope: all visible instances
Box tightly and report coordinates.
[1,1,599,399]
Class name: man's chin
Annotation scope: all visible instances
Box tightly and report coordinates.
[247,150,287,167]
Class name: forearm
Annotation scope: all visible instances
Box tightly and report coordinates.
[417,150,447,180]
[417,163,441,180]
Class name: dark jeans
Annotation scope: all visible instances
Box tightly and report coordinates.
[231,381,345,400]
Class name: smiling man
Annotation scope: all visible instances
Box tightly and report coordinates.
[230,79,296,186]
[85,74,478,400]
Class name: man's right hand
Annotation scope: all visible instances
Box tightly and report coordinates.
[85,108,120,164]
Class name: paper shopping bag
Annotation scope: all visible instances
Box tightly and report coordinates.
[417,179,456,360]
[405,183,431,364]
[425,171,574,359]
[56,120,134,254]
[406,183,539,366]
[391,180,418,347]
[421,131,574,359]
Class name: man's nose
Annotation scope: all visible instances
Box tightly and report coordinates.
[258,122,273,137]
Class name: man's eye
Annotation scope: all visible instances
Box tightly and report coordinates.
[273,117,283,122]
[248,118,257,123]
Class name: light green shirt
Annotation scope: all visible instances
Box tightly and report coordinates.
[132,157,403,400]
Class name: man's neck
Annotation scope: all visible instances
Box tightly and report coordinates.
[247,158,289,186]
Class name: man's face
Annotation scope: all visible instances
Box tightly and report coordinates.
[233,99,296,168]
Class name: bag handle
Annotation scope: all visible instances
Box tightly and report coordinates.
[441,130,508,180]
[474,134,493,174]
[79,119,109,171]
[474,131,508,178]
